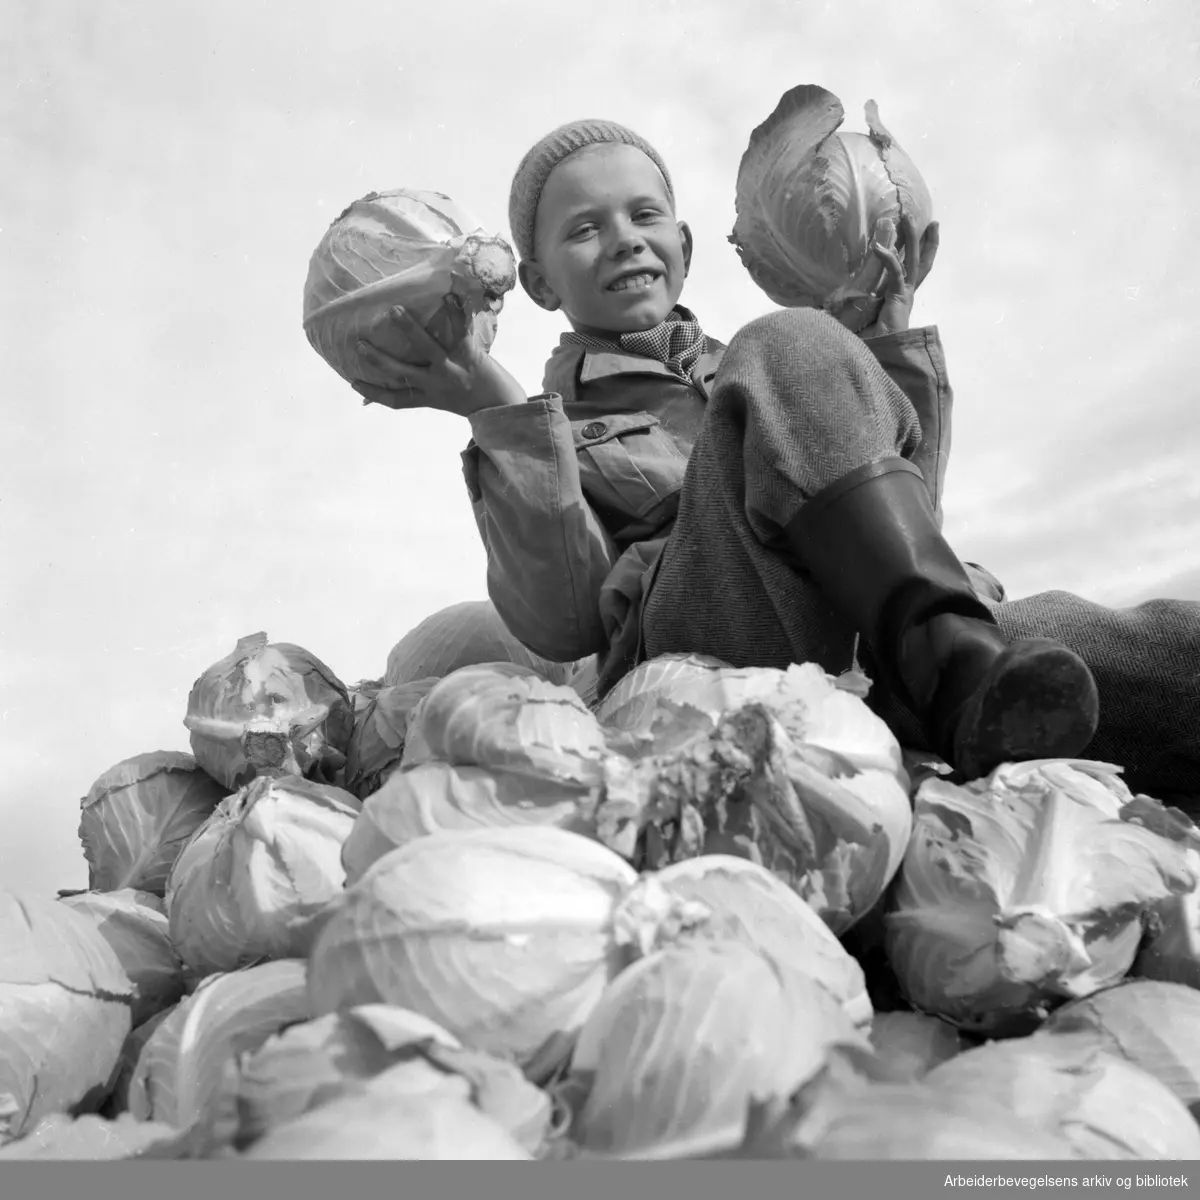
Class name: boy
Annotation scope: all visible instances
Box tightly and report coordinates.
[354,120,1199,794]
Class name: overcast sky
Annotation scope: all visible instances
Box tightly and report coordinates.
[3,0,1198,897]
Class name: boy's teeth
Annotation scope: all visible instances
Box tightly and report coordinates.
[610,273,656,292]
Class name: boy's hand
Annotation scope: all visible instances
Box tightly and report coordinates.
[351,295,528,418]
[854,215,940,340]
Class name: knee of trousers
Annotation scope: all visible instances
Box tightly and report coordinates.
[725,306,869,371]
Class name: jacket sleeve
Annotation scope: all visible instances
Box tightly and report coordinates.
[865,326,1006,602]
[460,393,618,663]
[863,325,953,517]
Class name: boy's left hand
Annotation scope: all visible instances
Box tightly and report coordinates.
[854,215,940,340]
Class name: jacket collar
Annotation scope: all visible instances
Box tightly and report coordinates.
[543,323,725,398]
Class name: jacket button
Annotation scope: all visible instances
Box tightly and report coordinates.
[581,421,607,439]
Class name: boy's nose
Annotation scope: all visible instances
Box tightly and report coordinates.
[607,220,647,256]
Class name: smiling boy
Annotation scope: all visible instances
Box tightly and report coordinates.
[520,139,691,338]
[352,119,1200,794]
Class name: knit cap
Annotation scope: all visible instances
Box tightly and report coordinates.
[507,119,675,262]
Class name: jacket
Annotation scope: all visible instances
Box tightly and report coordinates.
[461,321,975,697]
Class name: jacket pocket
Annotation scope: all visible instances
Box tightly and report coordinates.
[571,411,688,522]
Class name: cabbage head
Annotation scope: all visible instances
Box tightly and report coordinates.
[229,1004,551,1154]
[106,1007,176,1118]
[0,891,134,1143]
[926,1031,1200,1160]
[306,826,705,1082]
[1042,978,1200,1113]
[302,191,516,387]
[342,678,439,800]
[626,856,871,1025]
[885,760,1196,1036]
[0,1113,187,1160]
[730,83,934,332]
[341,760,598,886]
[166,776,359,976]
[593,659,913,934]
[1134,834,1200,988]
[58,889,185,1026]
[384,600,579,688]
[77,751,227,895]
[401,661,609,785]
[723,1050,1078,1161]
[242,1082,532,1160]
[866,1011,965,1081]
[595,651,740,734]
[126,959,311,1143]
[563,940,868,1158]
[183,632,354,791]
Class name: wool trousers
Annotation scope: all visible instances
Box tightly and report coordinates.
[642,308,1200,799]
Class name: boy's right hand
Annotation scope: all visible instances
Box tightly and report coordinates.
[351,294,528,418]
[852,216,940,340]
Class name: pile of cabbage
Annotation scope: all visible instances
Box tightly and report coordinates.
[5,597,1200,1162]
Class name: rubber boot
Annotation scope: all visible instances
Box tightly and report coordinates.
[782,459,1100,779]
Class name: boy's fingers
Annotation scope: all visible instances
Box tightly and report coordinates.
[356,339,436,383]
[872,242,907,297]
[899,215,920,285]
[872,216,898,250]
[915,220,940,288]
[388,305,450,362]
[442,292,471,345]
[357,336,406,369]
[351,380,427,410]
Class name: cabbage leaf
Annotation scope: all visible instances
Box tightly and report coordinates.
[0,892,134,1143]
[230,1004,551,1154]
[59,889,186,1025]
[77,751,227,895]
[342,678,439,799]
[926,1031,1200,1160]
[0,1112,190,1160]
[341,759,597,886]
[126,959,311,1143]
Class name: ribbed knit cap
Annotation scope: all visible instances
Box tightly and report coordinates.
[508,119,675,262]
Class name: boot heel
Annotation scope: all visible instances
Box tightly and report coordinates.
[952,639,1101,779]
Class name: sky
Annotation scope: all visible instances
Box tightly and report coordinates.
[3,0,1198,897]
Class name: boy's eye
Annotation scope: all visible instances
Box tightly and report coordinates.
[569,223,598,239]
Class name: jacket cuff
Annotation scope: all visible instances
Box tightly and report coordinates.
[466,393,563,448]
[862,324,939,350]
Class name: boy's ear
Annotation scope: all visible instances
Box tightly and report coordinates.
[518,260,561,313]
[677,220,694,278]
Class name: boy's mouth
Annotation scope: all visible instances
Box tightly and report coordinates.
[606,271,660,293]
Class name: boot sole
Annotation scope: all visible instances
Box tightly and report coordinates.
[952,639,1101,780]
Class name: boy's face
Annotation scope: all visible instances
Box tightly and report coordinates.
[520,143,693,336]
